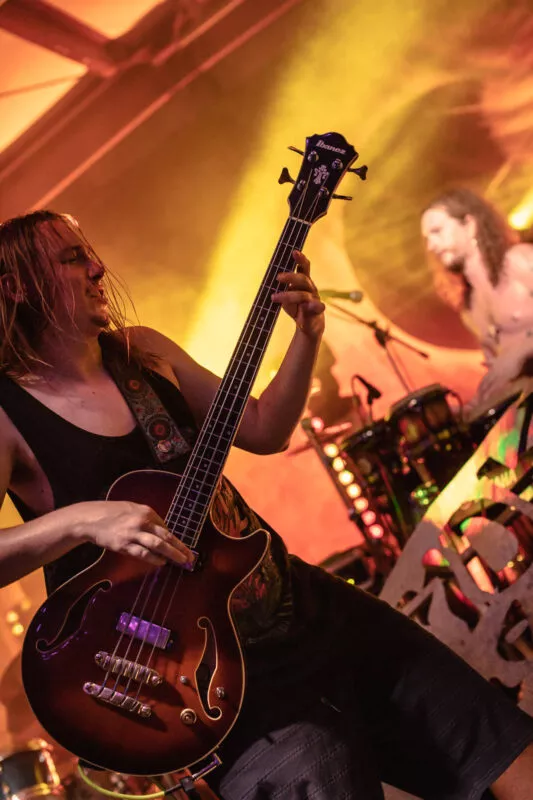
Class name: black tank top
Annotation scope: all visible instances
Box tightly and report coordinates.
[0,368,292,641]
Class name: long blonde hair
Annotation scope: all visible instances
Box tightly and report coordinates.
[0,210,144,375]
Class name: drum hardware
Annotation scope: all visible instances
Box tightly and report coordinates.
[300,417,400,581]
[324,300,429,394]
[0,740,64,800]
[388,384,474,492]
[351,374,381,423]
[74,753,222,800]
[340,420,419,547]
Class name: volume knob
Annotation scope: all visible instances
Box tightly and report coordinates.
[180,708,197,726]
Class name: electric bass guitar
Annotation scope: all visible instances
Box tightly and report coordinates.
[22,132,364,776]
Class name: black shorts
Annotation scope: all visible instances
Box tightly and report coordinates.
[206,557,533,800]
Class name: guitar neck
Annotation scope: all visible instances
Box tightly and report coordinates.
[167,217,310,545]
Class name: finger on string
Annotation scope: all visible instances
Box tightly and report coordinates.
[293,250,310,275]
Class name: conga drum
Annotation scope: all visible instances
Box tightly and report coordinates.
[388,384,472,490]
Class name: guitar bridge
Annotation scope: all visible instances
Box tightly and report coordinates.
[83,682,152,718]
[94,651,162,686]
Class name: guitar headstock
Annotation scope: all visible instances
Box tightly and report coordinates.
[284,133,364,224]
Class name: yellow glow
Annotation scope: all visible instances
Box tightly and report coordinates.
[11,622,24,637]
[332,457,346,472]
[323,443,339,458]
[6,610,19,624]
[509,207,533,231]
[509,189,533,230]
[183,0,435,387]
[339,470,355,485]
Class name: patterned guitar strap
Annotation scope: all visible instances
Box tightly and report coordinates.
[104,356,191,465]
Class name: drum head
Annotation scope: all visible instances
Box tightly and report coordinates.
[341,419,392,454]
[388,384,450,417]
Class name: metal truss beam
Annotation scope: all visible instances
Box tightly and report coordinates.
[0,0,304,219]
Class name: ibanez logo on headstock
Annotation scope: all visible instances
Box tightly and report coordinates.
[279,132,367,224]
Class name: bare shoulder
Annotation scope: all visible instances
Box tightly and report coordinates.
[505,243,533,275]
[123,326,183,386]
[122,327,218,398]
[125,326,186,362]
[122,327,220,422]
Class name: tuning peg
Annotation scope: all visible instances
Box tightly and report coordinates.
[332,193,353,201]
[278,167,295,185]
[348,165,368,181]
[288,146,304,156]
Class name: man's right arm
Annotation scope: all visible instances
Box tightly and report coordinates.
[0,423,193,588]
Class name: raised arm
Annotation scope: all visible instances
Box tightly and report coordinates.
[132,250,325,455]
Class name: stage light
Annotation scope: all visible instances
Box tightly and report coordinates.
[332,457,345,472]
[323,443,339,458]
[6,610,18,624]
[369,524,384,539]
[11,623,24,637]
[354,497,368,512]
[339,470,355,485]
[346,483,361,498]
[509,205,533,231]
[362,510,376,525]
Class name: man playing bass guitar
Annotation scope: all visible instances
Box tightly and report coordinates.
[1,187,533,796]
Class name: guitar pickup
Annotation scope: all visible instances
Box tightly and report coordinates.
[116,614,171,649]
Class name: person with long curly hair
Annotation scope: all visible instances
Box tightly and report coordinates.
[421,187,533,410]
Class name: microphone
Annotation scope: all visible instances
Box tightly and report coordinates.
[318,289,364,302]
[354,374,382,400]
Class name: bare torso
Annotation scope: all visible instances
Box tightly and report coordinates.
[465,244,533,363]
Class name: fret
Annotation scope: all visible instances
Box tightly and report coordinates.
[169,509,203,526]
[220,388,249,404]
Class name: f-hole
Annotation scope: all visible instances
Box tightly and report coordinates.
[196,617,222,720]
[37,581,111,652]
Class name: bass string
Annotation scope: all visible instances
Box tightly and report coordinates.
[105,168,324,700]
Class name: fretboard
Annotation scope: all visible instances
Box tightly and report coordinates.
[166,217,310,547]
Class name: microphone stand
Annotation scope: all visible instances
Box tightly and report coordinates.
[329,301,429,394]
